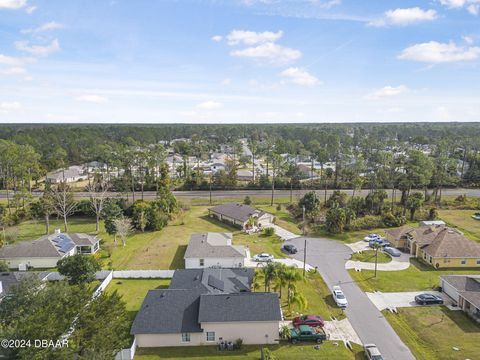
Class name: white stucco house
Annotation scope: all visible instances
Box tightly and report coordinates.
[184,233,248,269]
[0,231,100,270]
[208,203,273,230]
[131,268,281,347]
[45,165,88,184]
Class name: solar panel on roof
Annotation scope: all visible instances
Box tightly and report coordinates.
[52,234,75,253]
[208,275,225,291]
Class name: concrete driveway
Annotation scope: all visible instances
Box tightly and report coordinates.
[288,237,415,360]
[367,291,452,311]
[346,251,413,271]
[270,224,298,241]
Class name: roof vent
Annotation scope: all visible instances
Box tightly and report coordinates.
[54,228,61,234]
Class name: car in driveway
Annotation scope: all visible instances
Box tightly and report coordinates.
[414,293,444,305]
[384,246,401,257]
[252,253,274,262]
[364,344,384,360]
[332,285,348,308]
[369,238,390,248]
[364,233,381,242]
[282,244,298,254]
[290,325,327,344]
[292,315,324,328]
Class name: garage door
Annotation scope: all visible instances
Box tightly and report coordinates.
[442,280,459,302]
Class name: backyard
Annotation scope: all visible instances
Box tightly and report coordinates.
[349,258,480,293]
[438,209,480,242]
[384,306,480,360]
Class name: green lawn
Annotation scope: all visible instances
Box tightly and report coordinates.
[135,342,365,360]
[106,279,171,312]
[351,250,391,264]
[384,307,480,360]
[349,259,480,292]
[438,209,480,242]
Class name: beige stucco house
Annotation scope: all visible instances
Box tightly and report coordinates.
[131,268,282,347]
[208,203,273,230]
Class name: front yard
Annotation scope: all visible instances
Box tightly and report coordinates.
[349,259,480,293]
[384,306,480,360]
[135,342,365,360]
[351,250,392,263]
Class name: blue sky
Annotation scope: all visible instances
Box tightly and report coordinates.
[0,0,479,123]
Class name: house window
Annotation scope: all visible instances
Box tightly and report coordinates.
[477,260,480,265]
[206,332,215,342]
[199,259,204,267]
[181,333,191,342]
[429,256,432,264]
[461,260,466,265]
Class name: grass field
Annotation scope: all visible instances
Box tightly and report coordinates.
[135,342,365,360]
[351,250,392,263]
[106,279,171,312]
[438,209,480,242]
[384,307,480,360]
[349,259,480,292]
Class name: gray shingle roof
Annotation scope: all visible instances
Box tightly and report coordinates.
[169,268,254,294]
[0,272,49,297]
[441,275,480,308]
[130,289,204,334]
[208,203,264,223]
[0,233,98,259]
[198,292,282,323]
[183,233,246,259]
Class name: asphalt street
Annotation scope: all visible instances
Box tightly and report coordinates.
[1,188,479,200]
[288,237,416,360]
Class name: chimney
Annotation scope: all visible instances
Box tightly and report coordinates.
[54,229,61,234]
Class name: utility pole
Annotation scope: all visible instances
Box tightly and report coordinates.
[374,243,379,278]
[303,205,307,278]
[209,174,212,205]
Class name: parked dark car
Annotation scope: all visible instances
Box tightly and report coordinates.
[283,244,298,254]
[369,239,390,248]
[292,315,325,328]
[290,325,327,344]
[414,293,444,305]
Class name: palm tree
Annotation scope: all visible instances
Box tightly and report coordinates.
[280,325,291,340]
[284,267,303,304]
[288,286,308,312]
[261,262,278,292]
[273,263,288,299]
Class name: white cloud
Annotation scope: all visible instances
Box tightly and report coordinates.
[463,35,474,44]
[309,0,342,9]
[280,67,320,86]
[15,39,60,57]
[399,41,480,63]
[0,0,27,10]
[75,94,109,104]
[226,30,283,46]
[1,67,27,75]
[22,21,64,34]
[196,101,223,110]
[365,85,409,100]
[0,101,21,113]
[369,7,437,27]
[231,42,301,65]
[211,35,223,42]
[0,54,27,66]
[25,5,35,13]
[438,0,480,15]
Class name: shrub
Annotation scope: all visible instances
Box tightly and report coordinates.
[235,338,243,350]
[428,207,438,220]
[0,260,9,272]
[263,227,275,236]
[382,212,406,228]
[243,196,252,205]
[276,203,282,211]
[455,194,467,204]
[347,215,383,231]
[3,227,19,243]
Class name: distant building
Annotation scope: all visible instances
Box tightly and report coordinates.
[236,169,254,181]
[184,233,248,269]
[0,231,100,270]
[46,165,87,184]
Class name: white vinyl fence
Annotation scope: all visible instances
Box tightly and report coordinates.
[112,270,175,278]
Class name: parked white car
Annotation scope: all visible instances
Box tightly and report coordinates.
[364,344,384,360]
[253,253,274,262]
[332,285,348,308]
[364,233,380,242]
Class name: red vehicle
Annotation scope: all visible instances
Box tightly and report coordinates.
[293,315,325,328]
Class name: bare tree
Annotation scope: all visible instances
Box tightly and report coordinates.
[41,190,55,235]
[114,217,132,247]
[86,179,111,232]
[52,182,77,232]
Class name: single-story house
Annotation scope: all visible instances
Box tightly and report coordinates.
[419,220,446,227]
[46,165,88,184]
[237,169,254,182]
[184,233,248,269]
[441,275,480,322]
[385,225,480,269]
[0,231,100,270]
[208,203,274,230]
[131,268,281,347]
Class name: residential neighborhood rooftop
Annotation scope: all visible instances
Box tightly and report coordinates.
[208,203,264,223]
[183,233,246,259]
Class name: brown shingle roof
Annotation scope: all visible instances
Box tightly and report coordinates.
[208,203,264,223]
[184,233,246,259]
[423,228,480,258]
[384,226,414,240]
[441,275,480,308]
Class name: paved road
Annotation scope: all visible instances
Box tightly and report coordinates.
[1,188,479,200]
[288,237,415,360]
